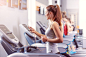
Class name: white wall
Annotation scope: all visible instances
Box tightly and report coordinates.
[61,0,67,11]
[61,0,79,26]
[28,0,36,30]
[52,0,57,5]
[0,6,28,40]
[36,0,48,6]
[61,0,79,11]
[79,0,86,37]
[52,0,61,7]
[66,0,79,9]
[36,0,49,33]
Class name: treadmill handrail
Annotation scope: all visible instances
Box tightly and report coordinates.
[36,22,46,30]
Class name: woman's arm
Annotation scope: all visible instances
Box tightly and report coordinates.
[28,27,44,38]
[34,31,44,38]
[47,22,63,43]
[60,22,63,36]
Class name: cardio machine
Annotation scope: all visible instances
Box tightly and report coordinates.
[0,24,62,57]
[36,21,46,35]
[19,24,67,49]
[19,24,71,57]
[19,24,45,46]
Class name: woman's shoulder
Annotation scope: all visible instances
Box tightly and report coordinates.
[51,21,59,27]
[52,21,59,25]
[52,21,56,24]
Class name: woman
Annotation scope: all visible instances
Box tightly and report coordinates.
[63,17,77,54]
[66,18,73,33]
[29,5,70,57]
[63,16,68,35]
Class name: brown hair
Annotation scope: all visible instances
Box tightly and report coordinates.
[62,11,66,15]
[46,5,62,26]
[67,18,71,23]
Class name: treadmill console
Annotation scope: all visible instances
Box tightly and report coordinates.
[22,24,30,31]
[0,25,19,44]
[19,24,34,36]
[19,24,39,42]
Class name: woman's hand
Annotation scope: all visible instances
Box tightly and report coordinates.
[28,26,36,33]
[41,35,48,42]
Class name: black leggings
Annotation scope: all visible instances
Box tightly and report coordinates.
[73,39,78,48]
[61,53,70,57]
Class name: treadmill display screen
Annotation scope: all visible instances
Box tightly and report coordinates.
[22,24,30,31]
[0,25,15,39]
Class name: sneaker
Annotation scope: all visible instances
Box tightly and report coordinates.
[69,50,76,54]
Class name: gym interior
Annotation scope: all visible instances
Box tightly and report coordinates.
[0,0,86,57]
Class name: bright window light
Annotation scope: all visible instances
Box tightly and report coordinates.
[0,37,1,41]
[79,0,86,37]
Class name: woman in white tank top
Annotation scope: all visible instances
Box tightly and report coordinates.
[28,5,63,54]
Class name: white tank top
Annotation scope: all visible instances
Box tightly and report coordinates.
[45,22,59,53]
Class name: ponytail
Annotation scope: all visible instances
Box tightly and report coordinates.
[54,5,62,26]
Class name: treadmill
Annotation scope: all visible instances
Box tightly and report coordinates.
[19,24,45,45]
[0,24,63,57]
[20,24,68,47]
[19,24,72,57]
[36,21,46,35]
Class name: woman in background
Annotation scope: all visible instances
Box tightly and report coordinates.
[66,18,73,33]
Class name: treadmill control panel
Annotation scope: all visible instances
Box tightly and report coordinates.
[22,24,30,31]
[0,25,15,39]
